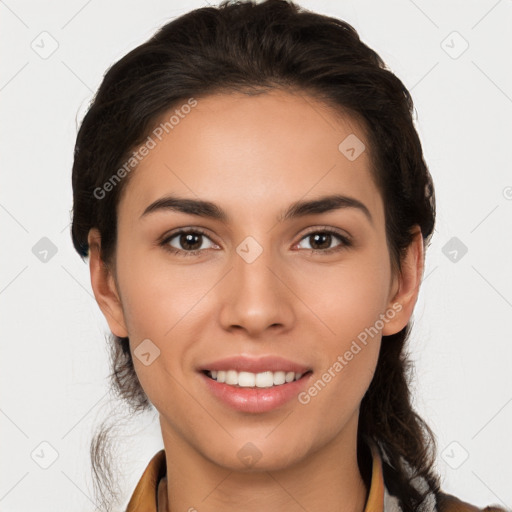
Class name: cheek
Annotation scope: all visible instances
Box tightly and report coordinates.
[295,252,392,341]
[293,253,390,410]
[113,249,194,399]
[115,244,203,338]
[294,330,381,451]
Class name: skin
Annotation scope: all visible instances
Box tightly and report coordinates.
[88,89,424,512]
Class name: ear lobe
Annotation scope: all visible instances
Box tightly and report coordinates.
[88,228,129,338]
[382,226,424,336]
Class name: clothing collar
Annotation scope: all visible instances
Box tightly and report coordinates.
[124,440,436,512]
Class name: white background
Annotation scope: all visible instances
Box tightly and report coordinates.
[1,1,511,511]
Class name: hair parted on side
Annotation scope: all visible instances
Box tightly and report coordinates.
[71,1,439,511]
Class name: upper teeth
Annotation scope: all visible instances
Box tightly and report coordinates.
[207,370,303,388]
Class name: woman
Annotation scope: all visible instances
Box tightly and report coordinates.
[70,1,507,511]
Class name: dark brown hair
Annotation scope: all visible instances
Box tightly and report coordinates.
[71,1,440,510]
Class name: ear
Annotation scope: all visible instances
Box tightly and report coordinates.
[88,228,129,338]
[382,226,424,336]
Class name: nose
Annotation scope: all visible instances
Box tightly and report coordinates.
[217,242,296,338]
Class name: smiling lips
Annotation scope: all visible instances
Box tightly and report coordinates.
[199,355,313,412]
[201,354,310,372]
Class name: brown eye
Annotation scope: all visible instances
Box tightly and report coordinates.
[176,232,203,251]
[161,229,217,256]
[296,230,352,254]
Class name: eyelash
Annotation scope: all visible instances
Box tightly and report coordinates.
[159,227,353,257]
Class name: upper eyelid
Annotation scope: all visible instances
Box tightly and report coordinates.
[162,227,215,243]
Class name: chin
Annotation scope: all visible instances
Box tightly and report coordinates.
[204,438,310,473]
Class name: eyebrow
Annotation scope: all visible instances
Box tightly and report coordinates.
[140,193,373,225]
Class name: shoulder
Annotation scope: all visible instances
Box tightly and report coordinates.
[437,491,509,512]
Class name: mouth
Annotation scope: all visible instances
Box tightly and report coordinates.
[198,355,313,412]
[202,369,312,388]
[200,363,313,413]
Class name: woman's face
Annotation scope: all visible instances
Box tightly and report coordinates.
[91,89,419,471]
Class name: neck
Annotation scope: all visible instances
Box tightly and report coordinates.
[159,414,370,512]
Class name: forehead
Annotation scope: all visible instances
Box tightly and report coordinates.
[119,89,384,224]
